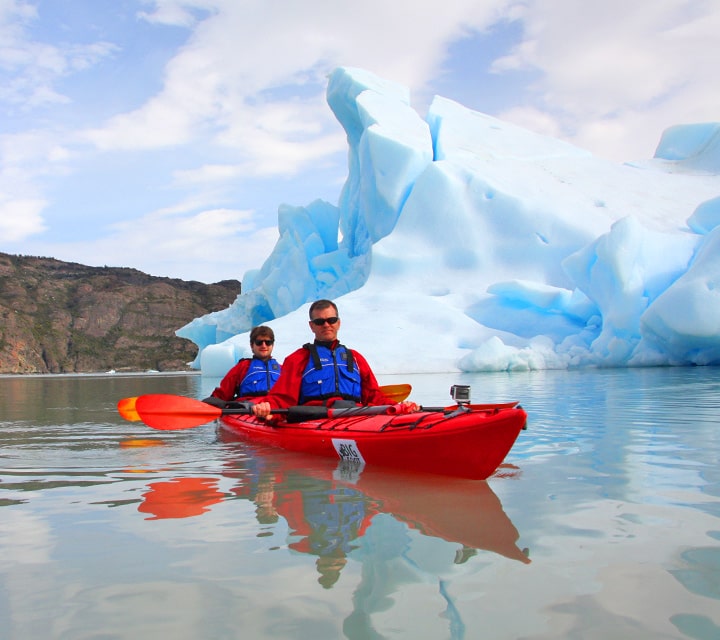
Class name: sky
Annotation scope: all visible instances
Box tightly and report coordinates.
[1,0,719,284]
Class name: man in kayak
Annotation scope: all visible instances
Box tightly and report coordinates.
[251,299,417,418]
[204,325,281,407]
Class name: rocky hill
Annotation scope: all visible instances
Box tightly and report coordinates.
[0,253,241,374]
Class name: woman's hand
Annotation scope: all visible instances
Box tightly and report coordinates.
[391,401,419,414]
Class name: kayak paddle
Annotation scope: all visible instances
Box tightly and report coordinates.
[117,383,411,423]
[379,383,411,402]
[117,396,141,421]
[129,394,400,431]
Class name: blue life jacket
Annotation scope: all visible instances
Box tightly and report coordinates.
[237,357,281,397]
[299,343,361,404]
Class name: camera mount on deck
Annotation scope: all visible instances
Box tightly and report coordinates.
[450,384,471,405]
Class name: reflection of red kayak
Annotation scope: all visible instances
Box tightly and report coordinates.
[219,403,526,480]
[216,435,531,565]
[347,468,530,564]
[136,434,530,576]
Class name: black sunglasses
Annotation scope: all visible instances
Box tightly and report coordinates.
[253,339,274,346]
[311,317,339,326]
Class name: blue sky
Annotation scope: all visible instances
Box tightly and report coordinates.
[1,0,718,283]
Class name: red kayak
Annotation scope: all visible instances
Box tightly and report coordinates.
[218,402,526,480]
[127,391,527,480]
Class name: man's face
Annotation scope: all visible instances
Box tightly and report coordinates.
[309,306,340,342]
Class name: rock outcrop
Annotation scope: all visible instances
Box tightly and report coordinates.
[0,253,240,373]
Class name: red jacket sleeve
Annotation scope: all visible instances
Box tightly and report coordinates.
[211,359,250,401]
[352,350,393,405]
[253,348,309,409]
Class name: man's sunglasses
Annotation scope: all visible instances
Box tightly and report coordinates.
[311,317,339,326]
[253,339,274,346]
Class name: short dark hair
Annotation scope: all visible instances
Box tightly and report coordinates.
[308,299,338,318]
[249,325,274,343]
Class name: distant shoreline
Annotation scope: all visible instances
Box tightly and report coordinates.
[0,370,202,380]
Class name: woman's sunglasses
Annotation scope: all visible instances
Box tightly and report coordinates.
[253,339,274,346]
[311,317,339,326]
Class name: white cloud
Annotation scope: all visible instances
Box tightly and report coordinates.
[137,0,217,27]
[494,0,720,160]
[51,205,279,282]
[0,128,73,242]
[490,105,562,140]
[83,0,720,168]
[0,197,47,241]
[82,0,508,161]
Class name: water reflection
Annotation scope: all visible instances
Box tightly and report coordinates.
[671,545,720,601]
[139,477,225,519]
[4,369,720,638]
[137,435,530,590]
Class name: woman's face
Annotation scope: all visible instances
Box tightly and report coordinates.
[251,335,274,360]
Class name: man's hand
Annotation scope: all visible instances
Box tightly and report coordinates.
[392,401,419,414]
[252,401,272,418]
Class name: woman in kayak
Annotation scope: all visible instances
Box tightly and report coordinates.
[204,325,281,407]
[251,300,417,417]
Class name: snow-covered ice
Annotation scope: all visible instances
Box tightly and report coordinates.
[177,68,720,375]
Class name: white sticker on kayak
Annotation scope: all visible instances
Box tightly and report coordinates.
[332,439,365,465]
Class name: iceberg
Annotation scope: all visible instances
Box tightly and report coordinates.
[177,67,720,375]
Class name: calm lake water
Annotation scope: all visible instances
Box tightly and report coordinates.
[1,367,719,639]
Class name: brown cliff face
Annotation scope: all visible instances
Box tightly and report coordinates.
[0,253,240,374]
